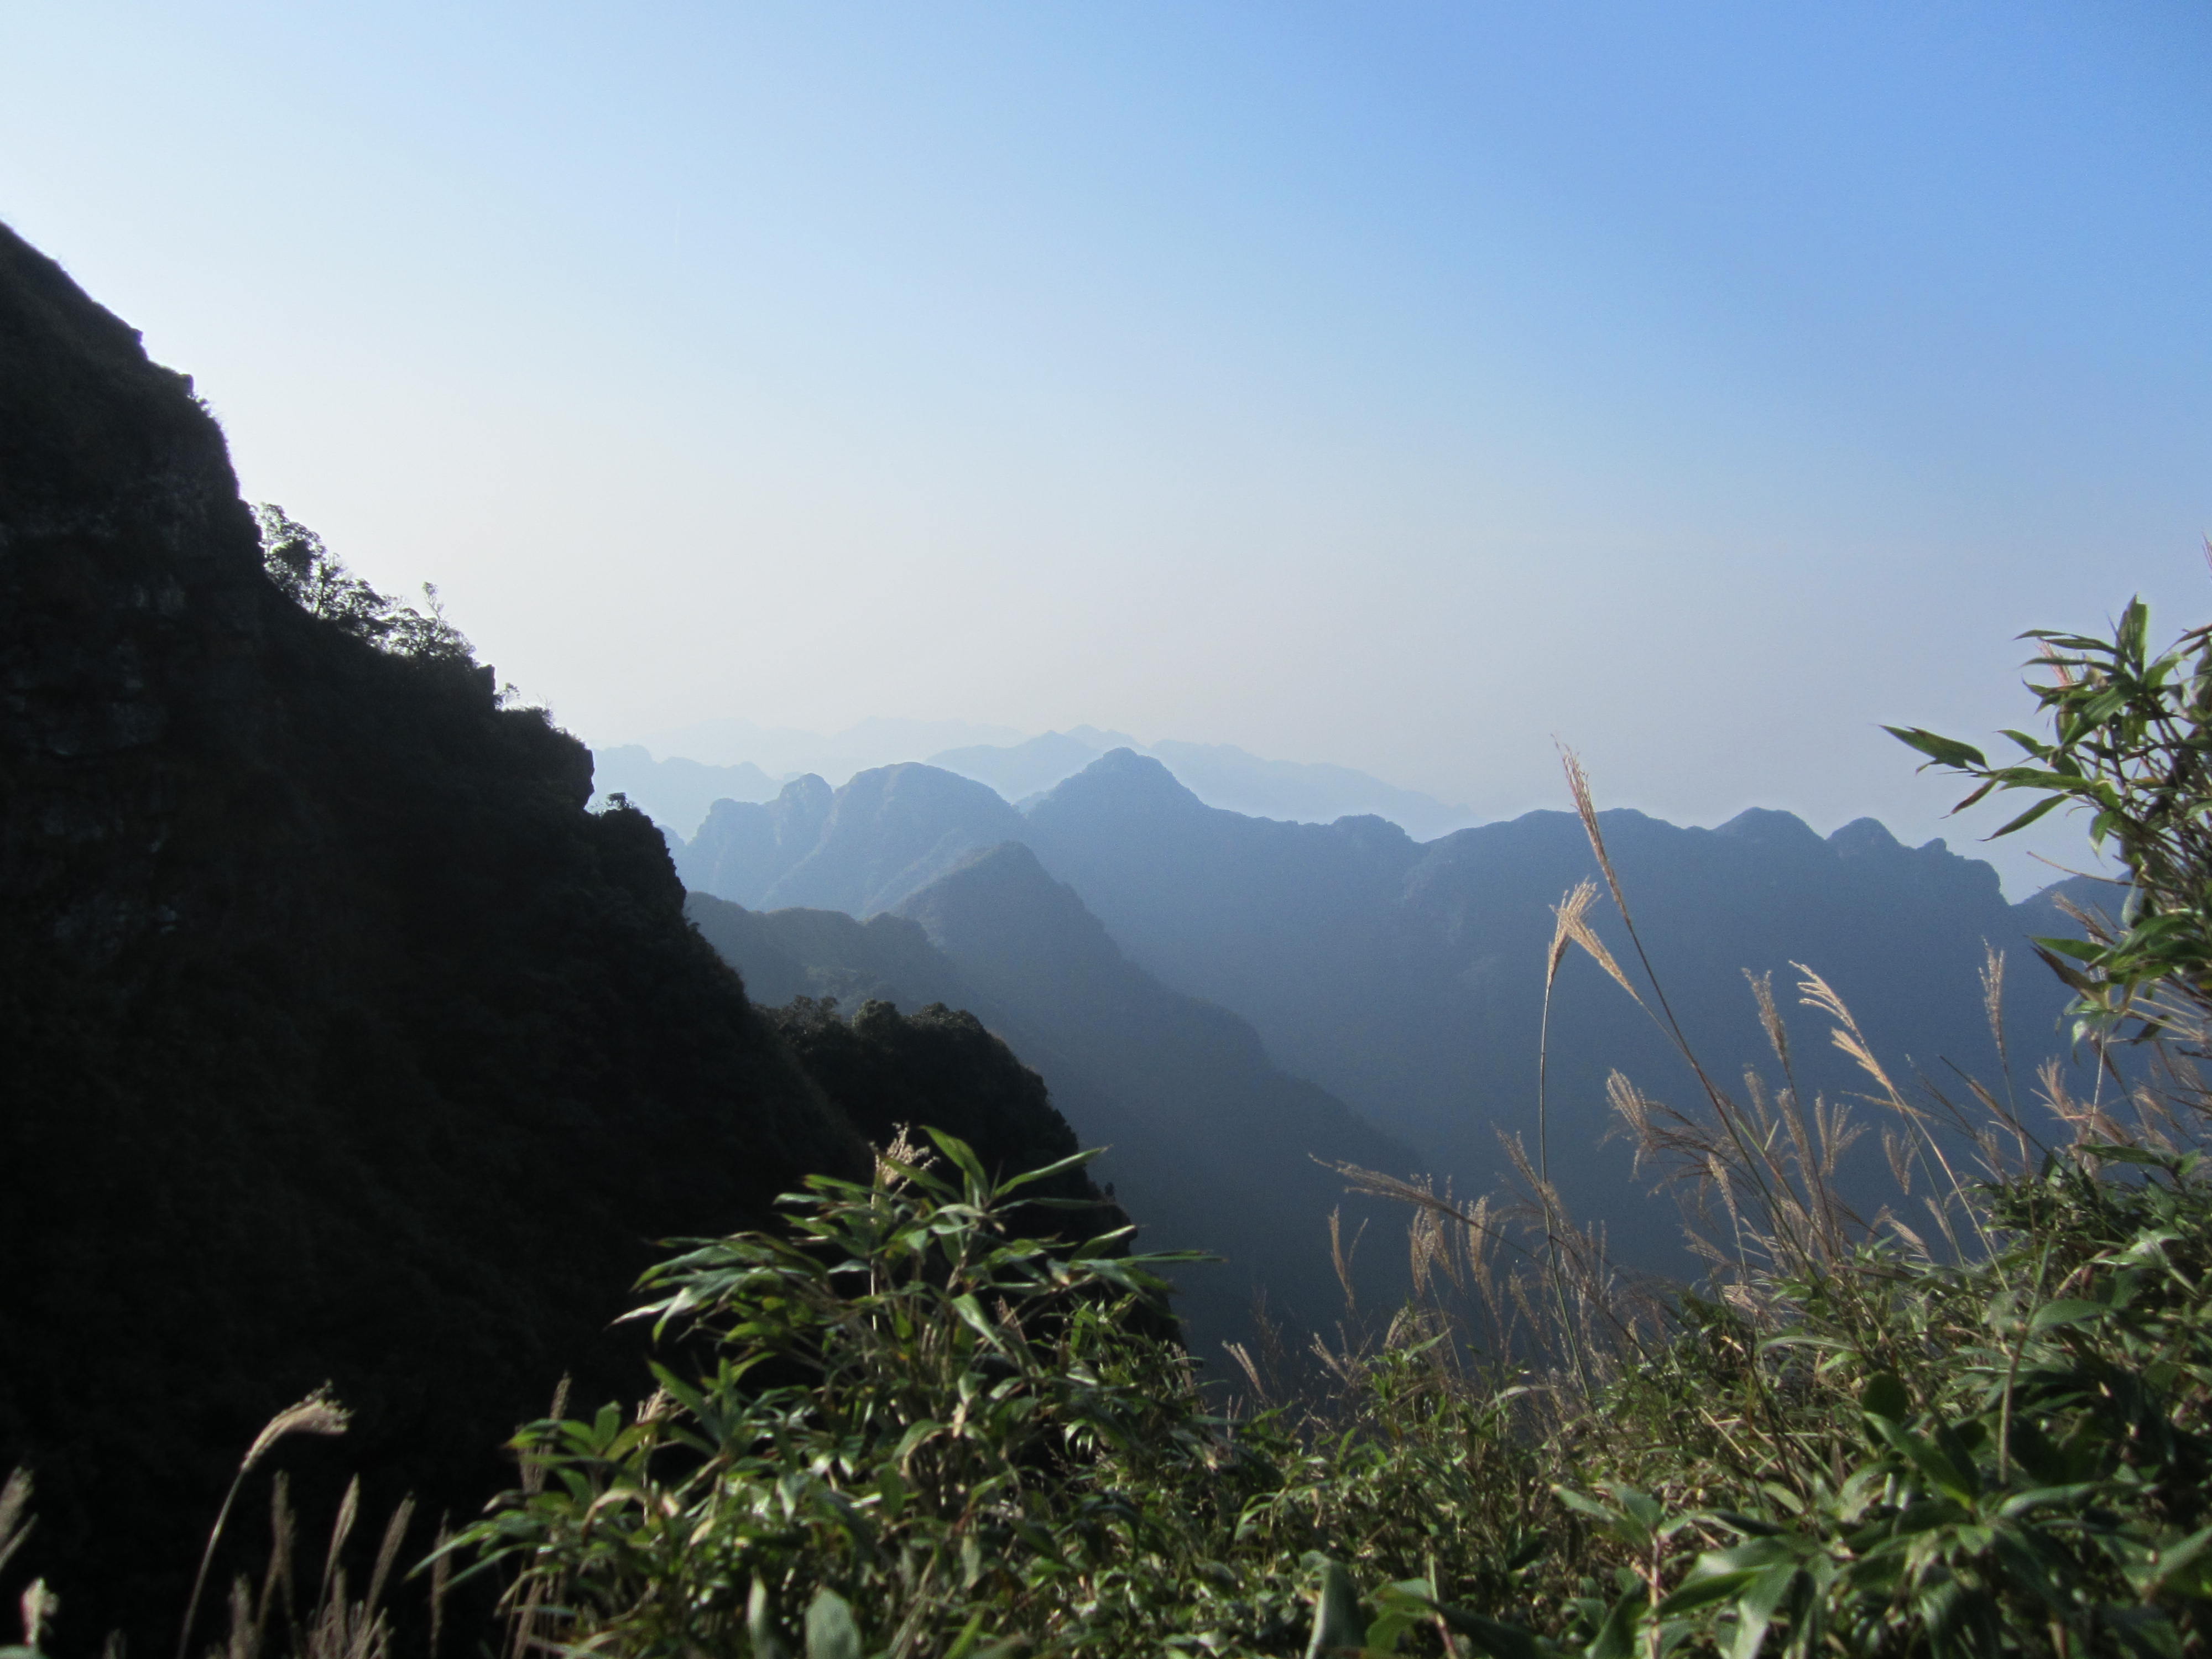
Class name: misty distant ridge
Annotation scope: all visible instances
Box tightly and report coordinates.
[622,715,1028,786]
[939,731,1477,839]
[593,721,1477,841]
[669,744,2110,1279]
[685,838,1414,1347]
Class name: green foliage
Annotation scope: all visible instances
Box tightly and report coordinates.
[452,1131,1229,1655]
[457,614,2212,1653]
[1334,1148,2212,1658]
[253,504,475,665]
[455,1120,2212,1657]
[1888,596,2205,1035]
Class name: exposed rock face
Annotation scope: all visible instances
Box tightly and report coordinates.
[2,223,281,971]
[0,226,891,1645]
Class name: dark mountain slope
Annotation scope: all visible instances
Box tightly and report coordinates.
[1018,750,1427,1052]
[894,843,1402,1194]
[686,892,971,1010]
[0,224,1078,1646]
[687,849,1416,1360]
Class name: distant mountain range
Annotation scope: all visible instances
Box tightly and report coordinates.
[592,727,1475,840]
[625,716,1029,787]
[675,749,2110,1275]
[687,842,1415,1352]
[593,745,784,836]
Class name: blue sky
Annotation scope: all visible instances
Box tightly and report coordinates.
[4,2,2207,888]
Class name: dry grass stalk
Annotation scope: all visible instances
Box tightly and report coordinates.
[875,1123,931,1189]
[426,1520,453,1659]
[255,1474,296,1655]
[1981,944,2010,1077]
[0,1469,31,1582]
[21,1577,57,1651]
[179,1388,351,1659]
[1551,880,1640,1007]
[1326,1207,1367,1314]
[363,1499,414,1636]
[319,1478,359,1618]
[1222,1339,1268,1404]
[1561,749,1633,937]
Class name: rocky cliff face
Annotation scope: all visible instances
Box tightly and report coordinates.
[0,225,1098,1648]
[2,221,284,970]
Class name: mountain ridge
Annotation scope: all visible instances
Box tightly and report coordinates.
[679,748,2087,1264]
[688,839,1417,1354]
[600,728,1476,843]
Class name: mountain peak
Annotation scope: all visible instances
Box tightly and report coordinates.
[1827,816,1903,855]
[895,839,1121,974]
[1027,748,1208,821]
[778,771,833,811]
[1712,806,1823,849]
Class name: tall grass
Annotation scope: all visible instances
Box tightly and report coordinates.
[3,1401,449,1659]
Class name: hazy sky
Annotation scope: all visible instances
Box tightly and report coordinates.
[4,3,2207,889]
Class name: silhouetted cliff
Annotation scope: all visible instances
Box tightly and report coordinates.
[0,225,1093,1648]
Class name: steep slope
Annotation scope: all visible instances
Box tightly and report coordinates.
[676,773,835,901]
[680,764,1026,914]
[0,225,1079,1646]
[1017,750,1427,1031]
[767,763,1030,914]
[687,850,1416,1359]
[895,843,1414,1342]
[686,893,972,1011]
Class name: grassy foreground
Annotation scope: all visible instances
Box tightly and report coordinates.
[12,602,2212,1658]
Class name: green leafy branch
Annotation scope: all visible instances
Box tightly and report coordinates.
[1887,597,2208,1036]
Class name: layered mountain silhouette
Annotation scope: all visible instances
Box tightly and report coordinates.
[680,749,2089,1264]
[635,714,1026,780]
[591,743,780,836]
[602,725,1474,843]
[927,727,1140,802]
[678,763,1026,913]
[928,732,1474,836]
[688,841,1415,1356]
[0,222,1107,1645]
